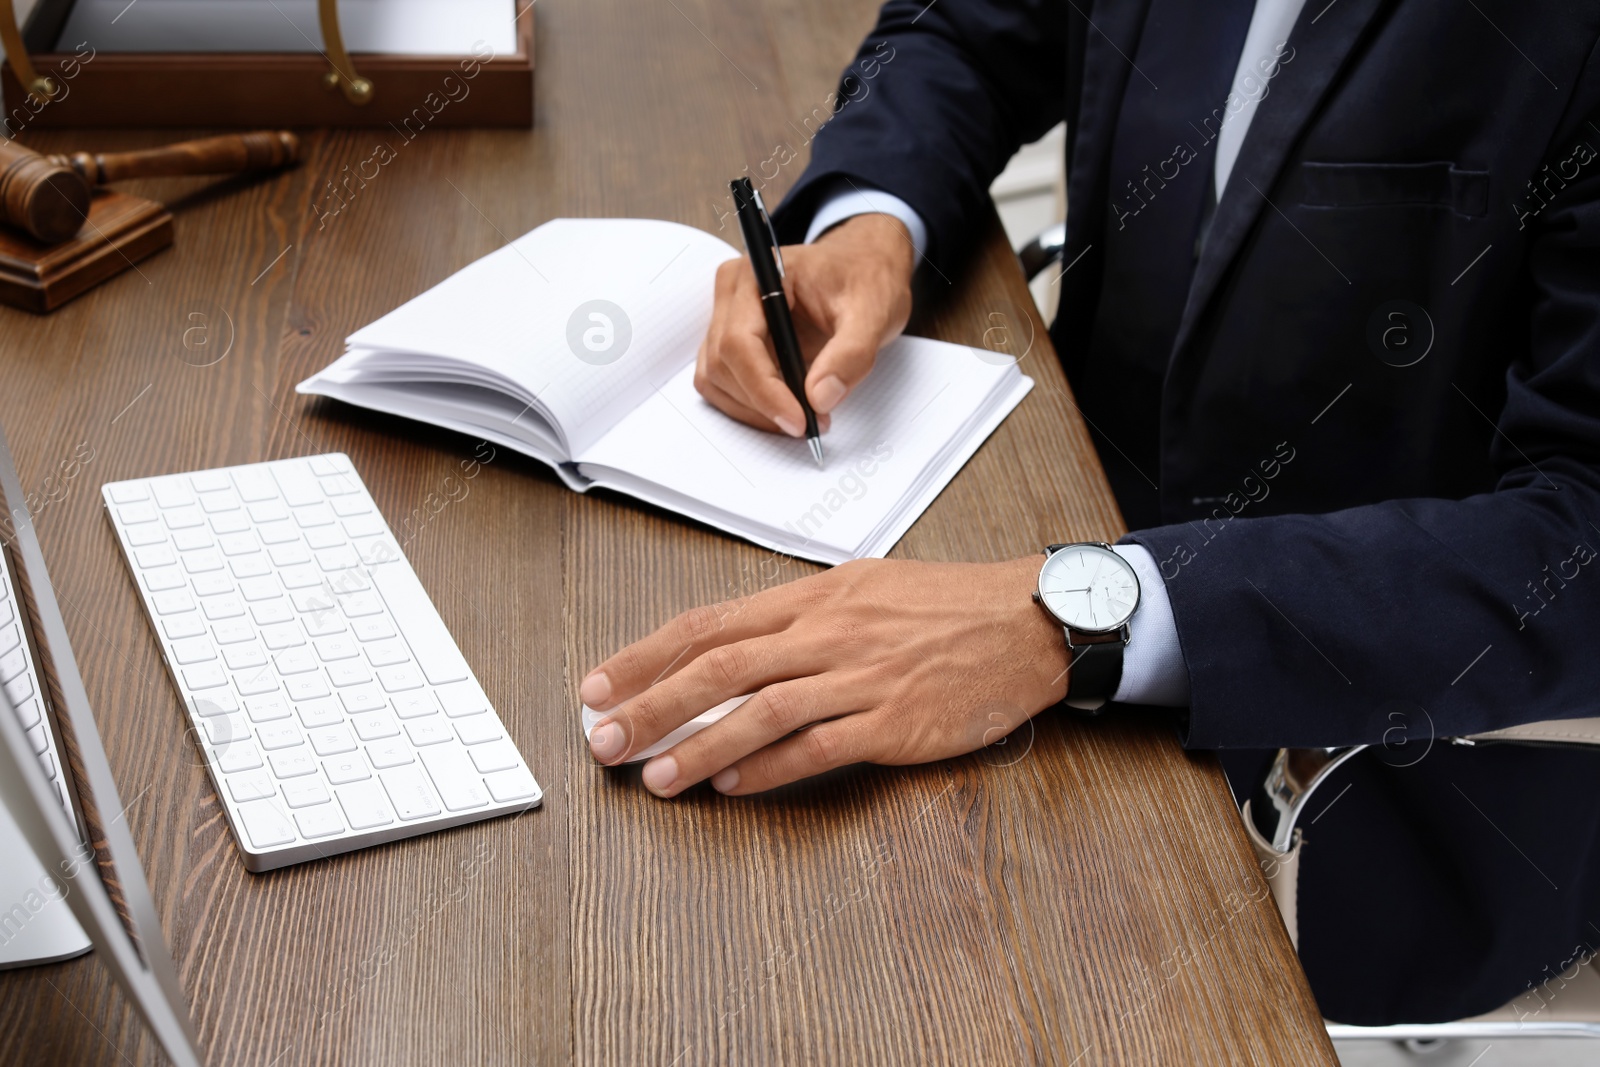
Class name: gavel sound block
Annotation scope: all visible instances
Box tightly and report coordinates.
[0,131,301,313]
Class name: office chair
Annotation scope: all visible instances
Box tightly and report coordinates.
[1016,231,1600,1054]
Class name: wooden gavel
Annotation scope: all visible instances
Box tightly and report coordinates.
[0,131,301,244]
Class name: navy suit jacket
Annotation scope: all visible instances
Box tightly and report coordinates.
[771,0,1600,1025]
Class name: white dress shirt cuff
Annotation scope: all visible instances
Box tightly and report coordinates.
[1108,544,1191,707]
[804,182,929,259]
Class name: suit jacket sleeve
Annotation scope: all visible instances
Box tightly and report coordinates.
[769,0,1068,273]
[1127,92,1600,750]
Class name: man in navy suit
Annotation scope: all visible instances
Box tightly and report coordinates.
[581,0,1600,1024]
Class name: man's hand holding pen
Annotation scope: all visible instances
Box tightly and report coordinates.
[695,211,915,443]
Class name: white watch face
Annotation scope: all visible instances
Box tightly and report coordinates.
[1038,545,1140,633]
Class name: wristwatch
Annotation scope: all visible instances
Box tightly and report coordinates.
[1033,542,1141,713]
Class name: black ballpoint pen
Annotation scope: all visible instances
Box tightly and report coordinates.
[729,177,825,467]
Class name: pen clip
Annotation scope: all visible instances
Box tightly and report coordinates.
[752,187,785,280]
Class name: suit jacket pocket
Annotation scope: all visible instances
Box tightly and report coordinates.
[1300,161,1489,217]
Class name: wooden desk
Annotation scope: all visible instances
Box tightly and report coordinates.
[0,1,1337,1063]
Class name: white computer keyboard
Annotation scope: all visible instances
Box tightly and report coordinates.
[0,546,76,820]
[102,453,541,872]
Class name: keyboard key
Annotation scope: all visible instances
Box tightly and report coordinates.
[182,662,228,690]
[308,725,357,756]
[352,616,396,642]
[306,526,347,551]
[192,573,234,598]
[436,682,489,718]
[274,647,319,675]
[222,643,267,670]
[218,532,260,556]
[163,613,207,640]
[316,546,359,571]
[209,511,251,536]
[366,738,413,768]
[484,767,541,804]
[297,698,344,728]
[469,740,520,774]
[336,780,395,829]
[314,634,359,662]
[343,513,386,538]
[268,746,317,779]
[268,542,312,567]
[232,467,279,502]
[285,674,330,701]
[456,715,504,746]
[338,685,387,714]
[335,496,376,518]
[230,554,271,579]
[234,666,280,697]
[213,620,255,645]
[351,710,400,740]
[134,544,176,569]
[328,661,372,688]
[235,799,296,848]
[227,770,276,803]
[215,740,263,773]
[125,524,169,547]
[272,462,323,507]
[324,754,370,785]
[238,577,282,602]
[377,664,423,692]
[318,472,358,495]
[172,528,215,552]
[279,564,323,590]
[248,499,290,524]
[364,640,410,667]
[118,501,158,525]
[151,477,194,509]
[199,489,241,514]
[309,454,352,476]
[190,470,231,493]
[0,625,15,659]
[257,722,303,750]
[24,722,46,754]
[393,692,441,720]
[107,481,149,504]
[164,505,205,530]
[419,745,491,811]
[143,566,186,592]
[406,719,453,747]
[380,766,442,820]
[204,713,252,745]
[0,646,28,682]
[339,592,384,618]
[294,503,336,528]
[303,612,348,638]
[171,636,216,665]
[246,694,293,722]
[201,594,245,620]
[260,622,305,650]
[182,549,223,574]
[252,599,294,626]
[281,779,330,808]
[5,672,34,706]
[13,696,40,729]
[258,520,299,545]
[192,691,240,716]
[295,806,345,839]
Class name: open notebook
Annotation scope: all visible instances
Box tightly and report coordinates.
[297,218,1033,565]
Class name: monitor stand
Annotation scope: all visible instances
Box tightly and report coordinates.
[0,795,91,969]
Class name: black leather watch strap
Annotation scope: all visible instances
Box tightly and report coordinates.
[1064,629,1124,713]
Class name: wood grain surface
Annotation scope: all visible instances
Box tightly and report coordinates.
[0,1,1337,1063]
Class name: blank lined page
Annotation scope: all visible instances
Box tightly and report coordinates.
[575,335,1024,556]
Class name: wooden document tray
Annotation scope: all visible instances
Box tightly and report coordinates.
[1,0,534,128]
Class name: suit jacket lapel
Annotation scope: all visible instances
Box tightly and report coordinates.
[1064,0,1152,252]
[1170,0,1388,360]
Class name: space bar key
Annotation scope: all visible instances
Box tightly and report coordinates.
[368,564,470,686]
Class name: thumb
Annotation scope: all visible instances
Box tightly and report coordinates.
[805,315,882,415]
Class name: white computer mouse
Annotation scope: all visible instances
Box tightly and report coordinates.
[581,693,754,763]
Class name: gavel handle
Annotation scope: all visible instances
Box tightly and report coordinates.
[50,131,302,186]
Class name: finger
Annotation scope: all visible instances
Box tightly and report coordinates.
[706,713,879,795]
[639,671,869,796]
[581,586,805,713]
[719,327,810,437]
[697,376,831,435]
[595,633,827,767]
[805,313,886,415]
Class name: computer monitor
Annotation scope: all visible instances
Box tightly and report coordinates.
[0,422,203,1067]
